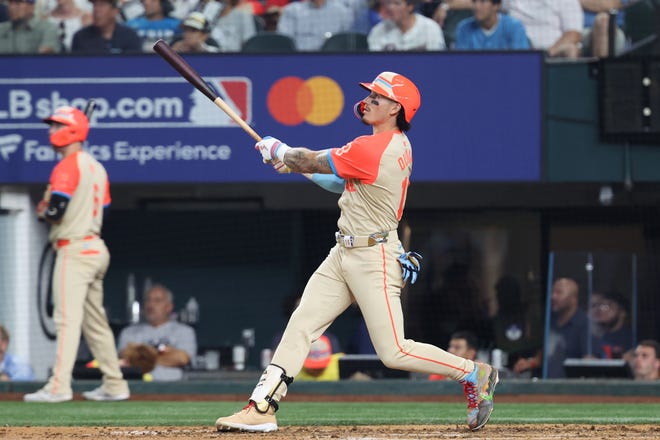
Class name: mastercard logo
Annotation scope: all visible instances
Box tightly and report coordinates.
[267,76,344,126]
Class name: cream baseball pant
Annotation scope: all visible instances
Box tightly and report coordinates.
[45,237,128,396]
[271,236,475,382]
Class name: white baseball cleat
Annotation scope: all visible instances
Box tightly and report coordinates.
[82,387,130,401]
[24,389,73,403]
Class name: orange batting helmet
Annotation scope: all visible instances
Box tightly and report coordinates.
[359,72,421,123]
[43,106,89,148]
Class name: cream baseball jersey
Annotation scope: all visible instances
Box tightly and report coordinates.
[48,151,111,244]
[329,129,412,236]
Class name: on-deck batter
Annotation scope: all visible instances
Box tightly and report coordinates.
[215,72,498,433]
[24,106,130,403]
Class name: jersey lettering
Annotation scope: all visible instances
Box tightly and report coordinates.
[397,149,412,170]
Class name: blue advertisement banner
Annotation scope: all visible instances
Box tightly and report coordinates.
[0,52,542,183]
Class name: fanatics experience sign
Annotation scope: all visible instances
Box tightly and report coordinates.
[0,52,543,183]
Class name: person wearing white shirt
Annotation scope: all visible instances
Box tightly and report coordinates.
[368,0,446,51]
[277,0,353,51]
[502,0,583,58]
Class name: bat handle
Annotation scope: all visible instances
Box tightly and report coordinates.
[212,97,261,142]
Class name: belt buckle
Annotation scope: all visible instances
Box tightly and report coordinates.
[368,231,389,246]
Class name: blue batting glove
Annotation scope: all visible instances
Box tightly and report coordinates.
[397,251,422,285]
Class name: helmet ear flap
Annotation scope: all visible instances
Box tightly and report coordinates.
[49,124,75,148]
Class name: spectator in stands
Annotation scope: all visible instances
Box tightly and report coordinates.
[71,0,141,53]
[367,0,446,51]
[454,0,529,50]
[590,291,633,360]
[277,0,353,51]
[295,335,345,381]
[171,10,219,51]
[502,0,583,58]
[117,284,197,381]
[447,330,478,360]
[48,0,92,51]
[514,277,589,378]
[580,0,628,57]
[260,4,281,31]
[429,330,478,380]
[0,0,61,53]
[126,0,181,51]
[632,340,660,381]
[210,0,255,52]
[257,0,289,30]
[0,324,35,381]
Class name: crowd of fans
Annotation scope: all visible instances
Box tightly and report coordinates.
[0,0,640,55]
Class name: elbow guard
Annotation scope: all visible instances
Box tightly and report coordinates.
[44,193,70,221]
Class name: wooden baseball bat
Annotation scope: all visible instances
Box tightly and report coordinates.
[152,39,262,142]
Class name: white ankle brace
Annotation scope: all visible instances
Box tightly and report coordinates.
[249,364,293,413]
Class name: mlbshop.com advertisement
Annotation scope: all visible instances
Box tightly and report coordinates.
[0,53,542,183]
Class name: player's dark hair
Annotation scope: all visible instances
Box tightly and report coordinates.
[396,110,410,132]
[450,330,478,350]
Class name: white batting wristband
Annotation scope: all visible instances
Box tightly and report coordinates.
[272,142,291,163]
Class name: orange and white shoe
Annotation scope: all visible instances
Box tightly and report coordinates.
[215,401,278,432]
[462,362,499,431]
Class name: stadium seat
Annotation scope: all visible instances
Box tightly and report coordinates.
[241,32,296,53]
[321,32,369,52]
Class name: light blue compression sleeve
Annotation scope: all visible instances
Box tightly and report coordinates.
[310,173,345,194]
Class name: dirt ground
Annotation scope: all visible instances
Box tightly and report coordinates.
[2,424,660,440]
[2,394,659,439]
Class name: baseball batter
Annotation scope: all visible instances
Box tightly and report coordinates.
[215,72,498,432]
[24,106,130,403]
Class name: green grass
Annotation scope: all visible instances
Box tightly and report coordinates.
[1,402,659,426]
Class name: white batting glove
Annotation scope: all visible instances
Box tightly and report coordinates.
[272,159,291,174]
[256,136,291,162]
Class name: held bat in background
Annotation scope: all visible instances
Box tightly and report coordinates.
[83,99,96,119]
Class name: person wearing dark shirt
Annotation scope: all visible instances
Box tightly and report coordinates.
[590,291,633,360]
[71,0,141,53]
[0,0,61,53]
[514,277,588,378]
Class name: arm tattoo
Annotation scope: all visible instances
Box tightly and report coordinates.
[284,148,333,174]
